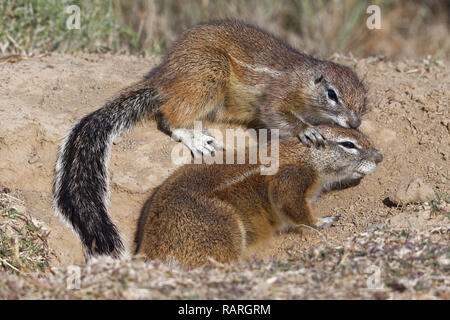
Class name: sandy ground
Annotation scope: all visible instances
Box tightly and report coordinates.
[0,53,448,271]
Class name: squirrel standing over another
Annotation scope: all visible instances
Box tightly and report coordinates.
[135,126,383,267]
[54,20,367,259]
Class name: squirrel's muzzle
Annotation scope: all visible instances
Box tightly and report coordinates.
[348,112,361,128]
[373,150,383,164]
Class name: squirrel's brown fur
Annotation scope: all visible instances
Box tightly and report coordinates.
[135,126,382,267]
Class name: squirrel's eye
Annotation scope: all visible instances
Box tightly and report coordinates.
[327,89,338,103]
[340,141,357,149]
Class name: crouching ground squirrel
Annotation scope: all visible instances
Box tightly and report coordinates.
[135,126,383,267]
[54,19,367,259]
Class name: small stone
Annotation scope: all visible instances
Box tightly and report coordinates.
[413,93,426,105]
[266,277,277,284]
[396,62,407,72]
[389,177,436,206]
[28,155,40,164]
[441,119,449,132]
[422,104,438,113]
[441,151,448,161]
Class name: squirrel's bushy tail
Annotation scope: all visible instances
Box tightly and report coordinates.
[53,84,162,259]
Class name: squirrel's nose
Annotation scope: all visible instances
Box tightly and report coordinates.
[348,115,361,129]
[373,151,383,164]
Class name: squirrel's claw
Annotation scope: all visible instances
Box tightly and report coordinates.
[298,127,325,148]
[202,130,225,152]
[298,133,313,147]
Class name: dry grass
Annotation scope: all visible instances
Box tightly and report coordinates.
[118,0,450,59]
[0,190,54,274]
[1,1,449,59]
[0,0,125,55]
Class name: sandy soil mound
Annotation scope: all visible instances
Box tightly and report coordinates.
[0,53,448,271]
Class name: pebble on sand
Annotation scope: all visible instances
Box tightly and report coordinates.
[389,177,436,206]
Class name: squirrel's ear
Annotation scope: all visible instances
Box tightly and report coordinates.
[313,74,324,85]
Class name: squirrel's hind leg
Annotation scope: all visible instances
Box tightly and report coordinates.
[155,111,223,158]
[172,128,223,159]
[154,50,230,157]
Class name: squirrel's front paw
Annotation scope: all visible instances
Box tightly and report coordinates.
[298,127,325,148]
[315,215,340,229]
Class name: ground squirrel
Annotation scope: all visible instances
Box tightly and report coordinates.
[54,19,367,259]
[135,126,382,267]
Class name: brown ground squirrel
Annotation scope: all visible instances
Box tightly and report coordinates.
[54,19,367,259]
[135,126,382,267]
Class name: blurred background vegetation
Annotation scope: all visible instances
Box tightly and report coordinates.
[0,0,449,59]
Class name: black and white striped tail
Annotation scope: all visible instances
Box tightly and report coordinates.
[53,85,161,259]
